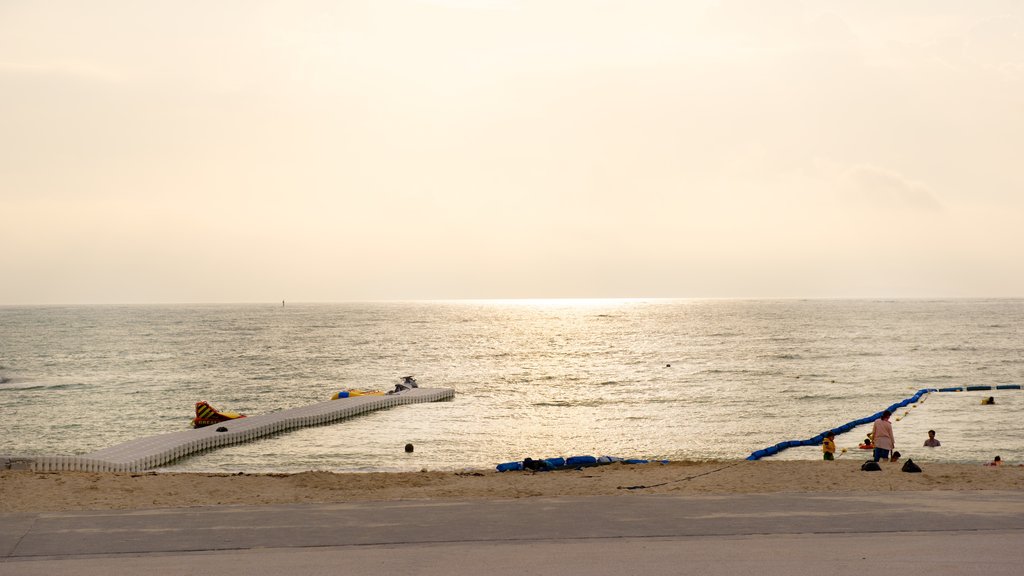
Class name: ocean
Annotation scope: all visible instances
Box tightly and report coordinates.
[1,299,1022,473]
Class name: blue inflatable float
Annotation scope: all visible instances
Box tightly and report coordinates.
[497,454,667,472]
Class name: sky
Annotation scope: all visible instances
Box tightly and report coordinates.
[2,0,1023,304]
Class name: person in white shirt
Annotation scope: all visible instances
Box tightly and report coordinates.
[871,410,894,463]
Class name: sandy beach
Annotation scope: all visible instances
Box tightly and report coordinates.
[4,459,1024,513]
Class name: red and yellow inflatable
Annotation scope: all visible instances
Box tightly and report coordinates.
[191,401,246,428]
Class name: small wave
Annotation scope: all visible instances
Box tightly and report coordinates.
[926,345,981,353]
[0,381,84,391]
[532,398,610,408]
[791,393,837,401]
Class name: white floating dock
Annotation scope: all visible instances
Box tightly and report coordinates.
[16,388,454,473]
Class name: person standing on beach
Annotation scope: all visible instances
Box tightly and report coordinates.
[871,410,895,463]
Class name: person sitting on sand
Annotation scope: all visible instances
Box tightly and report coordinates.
[982,396,995,405]
[822,431,836,461]
[890,451,901,463]
[924,430,941,447]
[987,456,1002,466]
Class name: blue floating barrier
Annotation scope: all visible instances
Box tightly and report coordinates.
[496,461,523,472]
[624,459,650,464]
[544,457,566,468]
[756,386,1022,465]
[565,455,597,467]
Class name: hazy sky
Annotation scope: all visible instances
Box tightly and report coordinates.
[2,0,1023,304]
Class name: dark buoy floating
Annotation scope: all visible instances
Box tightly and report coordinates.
[405,443,414,453]
[666,364,671,367]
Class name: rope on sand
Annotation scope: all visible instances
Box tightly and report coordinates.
[619,460,745,491]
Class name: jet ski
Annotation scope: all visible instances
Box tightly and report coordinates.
[388,375,419,394]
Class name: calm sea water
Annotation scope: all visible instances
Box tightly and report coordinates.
[1,299,1022,473]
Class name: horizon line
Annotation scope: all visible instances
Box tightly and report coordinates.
[3,295,1023,307]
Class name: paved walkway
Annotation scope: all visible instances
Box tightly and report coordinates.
[3,491,1023,575]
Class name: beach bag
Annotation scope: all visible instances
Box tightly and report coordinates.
[861,461,881,472]
[523,458,551,471]
[901,459,922,473]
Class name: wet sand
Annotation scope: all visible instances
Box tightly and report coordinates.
[4,459,1024,513]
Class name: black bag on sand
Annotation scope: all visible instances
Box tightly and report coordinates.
[902,459,922,473]
[861,461,881,471]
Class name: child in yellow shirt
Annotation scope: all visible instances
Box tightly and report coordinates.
[822,431,836,461]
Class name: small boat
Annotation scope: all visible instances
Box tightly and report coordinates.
[191,401,246,428]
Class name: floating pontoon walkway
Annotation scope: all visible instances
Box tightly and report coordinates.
[11,388,454,473]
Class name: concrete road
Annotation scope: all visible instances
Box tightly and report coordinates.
[2,491,1023,575]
